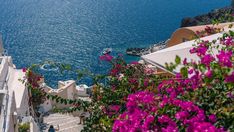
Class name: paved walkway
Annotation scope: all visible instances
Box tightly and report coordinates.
[42,113,83,132]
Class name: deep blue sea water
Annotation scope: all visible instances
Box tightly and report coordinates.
[0,0,230,87]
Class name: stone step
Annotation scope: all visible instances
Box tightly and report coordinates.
[43,124,82,132]
[59,125,83,132]
[44,116,73,123]
[58,118,80,128]
[42,113,83,132]
[47,118,80,128]
[45,113,71,118]
[45,117,77,124]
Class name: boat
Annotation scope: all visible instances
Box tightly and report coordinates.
[102,48,112,55]
[40,63,59,71]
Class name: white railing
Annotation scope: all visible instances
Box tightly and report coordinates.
[0,57,11,132]
[0,58,9,90]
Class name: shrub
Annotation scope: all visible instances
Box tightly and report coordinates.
[18,123,30,132]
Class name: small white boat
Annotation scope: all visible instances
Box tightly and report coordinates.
[40,63,59,71]
[102,48,112,55]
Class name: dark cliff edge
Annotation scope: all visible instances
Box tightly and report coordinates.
[127,5,234,56]
[181,6,234,27]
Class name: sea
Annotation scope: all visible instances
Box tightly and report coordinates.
[0,0,230,87]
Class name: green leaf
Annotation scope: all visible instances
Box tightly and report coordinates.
[180,67,188,78]
[175,55,181,65]
[60,99,64,104]
[69,100,73,104]
[52,95,58,101]
[229,30,234,37]
[46,95,51,99]
[198,64,206,73]
[56,97,61,103]
[64,100,67,105]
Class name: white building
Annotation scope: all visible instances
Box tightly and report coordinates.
[40,80,92,112]
[0,34,35,132]
[142,25,233,74]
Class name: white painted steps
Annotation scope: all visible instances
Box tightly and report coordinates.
[43,113,83,132]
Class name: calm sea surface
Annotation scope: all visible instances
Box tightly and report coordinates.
[0,0,230,87]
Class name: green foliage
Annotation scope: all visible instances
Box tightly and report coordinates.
[175,55,181,65]
[211,10,234,25]
[18,123,30,132]
[184,82,234,129]
[180,67,188,78]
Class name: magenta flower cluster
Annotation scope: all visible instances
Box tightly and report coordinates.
[112,34,234,131]
[113,91,159,132]
[113,90,224,132]
[96,31,234,132]
[216,50,233,67]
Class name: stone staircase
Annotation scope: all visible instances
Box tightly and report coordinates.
[42,113,83,132]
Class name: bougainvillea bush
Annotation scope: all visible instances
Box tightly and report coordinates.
[25,27,234,132]
[83,29,234,132]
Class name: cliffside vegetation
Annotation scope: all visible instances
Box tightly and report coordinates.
[181,1,234,27]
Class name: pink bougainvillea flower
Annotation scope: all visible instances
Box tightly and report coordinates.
[110,68,118,76]
[187,122,224,132]
[216,50,233,67]
[158,115,178,132]
[143,79,149,87]
[190,41,209,56]
[175,111,189,121]
[22,68,27,72]
[175,73,182,78]
[208,114,217,123]
[189,47,196,54]
[227,92,234,98]
[99,54,113,61]
[183,58,188,65]
[130,61,139,65]
[115,64,122,70]
[128,78,137,84]
[201,54,214,67]
[109,105,121,112]
[205,26,213,34]
[205,69,213,78]
[188,68,194,74]
[144,67,154,75]
[113,91,160,131]
[142,115,155,130]
[196,46,208,56]
[225,71,234,83]
[223,36,233,46]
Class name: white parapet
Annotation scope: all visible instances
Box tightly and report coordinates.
[76,84,91,97]
[0,56,30,132]
[40,80,92,111]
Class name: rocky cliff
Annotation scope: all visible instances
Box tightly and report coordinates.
[181,7,234,27]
